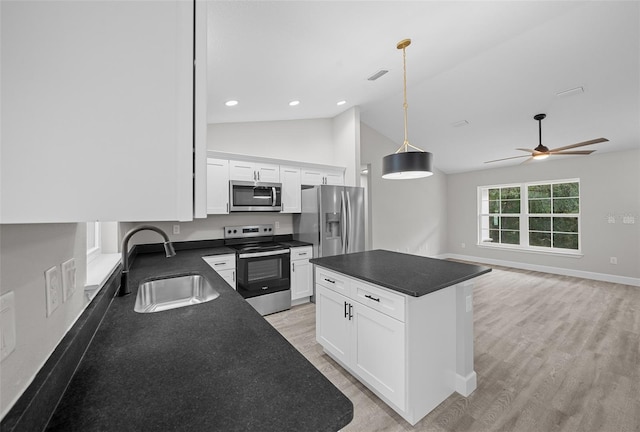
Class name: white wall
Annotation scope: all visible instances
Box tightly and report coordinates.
[332,107,361,187]
[0,223,87,419]
[446,149,640,282]
[360,123,448,257]
[208,118,335,165]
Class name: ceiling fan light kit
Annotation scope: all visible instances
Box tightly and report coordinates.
[382,38,434,180]
[484,113,609,164]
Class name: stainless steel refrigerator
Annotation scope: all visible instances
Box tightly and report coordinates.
[293,185,365,301]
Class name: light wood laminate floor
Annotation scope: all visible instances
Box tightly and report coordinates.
[266,265,640,432]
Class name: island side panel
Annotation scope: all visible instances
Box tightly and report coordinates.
[455,280,477,396]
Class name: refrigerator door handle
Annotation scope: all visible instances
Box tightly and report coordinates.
[340,190,347,254]
[345,190,352,253]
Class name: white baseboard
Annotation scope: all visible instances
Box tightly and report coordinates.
[455,371,477,397]
[442,253,640,287]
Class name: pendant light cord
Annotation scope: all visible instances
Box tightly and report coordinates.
[396,40,424,154]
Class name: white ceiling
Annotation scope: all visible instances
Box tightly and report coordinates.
[206,1,640,174]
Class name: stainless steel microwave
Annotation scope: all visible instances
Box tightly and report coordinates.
[229,181,282,212]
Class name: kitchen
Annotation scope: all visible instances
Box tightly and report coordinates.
[1,1,639,431]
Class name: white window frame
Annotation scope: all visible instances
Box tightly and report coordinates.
[86,221,102,263]
[477,178,582,256]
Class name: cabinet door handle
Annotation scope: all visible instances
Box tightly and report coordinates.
[324,278,335,284]
[232,271,235,282]
[365,294,380,302]
[348,303,353,320]
[214,262,225,266]
[292,262,295,272]
[344,301,349,318]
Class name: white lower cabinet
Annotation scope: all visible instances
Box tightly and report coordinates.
[202,254,236,289]
[315,266,465,426]
[290,246,313,300]
[316,283,406,411]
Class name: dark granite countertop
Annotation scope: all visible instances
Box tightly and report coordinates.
[310,250,491,297]
[46,248,352,432]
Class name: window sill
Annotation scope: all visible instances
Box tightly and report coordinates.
[85,253,121,302]
[477,243,583,258]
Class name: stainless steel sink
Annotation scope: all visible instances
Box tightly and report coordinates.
[134,274,219,313]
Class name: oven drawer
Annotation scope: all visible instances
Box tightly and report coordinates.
[202,254,235,272]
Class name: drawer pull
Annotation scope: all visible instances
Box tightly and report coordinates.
[324,278,336,284]
[298,252,307,256]
[365,294,380,302]
[214,262,225,266]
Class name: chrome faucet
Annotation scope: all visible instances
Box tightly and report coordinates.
[119,225,176,296]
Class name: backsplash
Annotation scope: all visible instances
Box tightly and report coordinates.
[120,213,294,246]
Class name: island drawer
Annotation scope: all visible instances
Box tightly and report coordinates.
[202,254,235,271]
[352,279,405,322]
[316,268,349,295]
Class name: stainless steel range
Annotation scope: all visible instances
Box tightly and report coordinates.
[224,224,291,316]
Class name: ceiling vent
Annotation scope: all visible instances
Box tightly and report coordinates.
[367,70,389,81]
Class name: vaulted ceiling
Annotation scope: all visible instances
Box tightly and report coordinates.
[207,1,639,173]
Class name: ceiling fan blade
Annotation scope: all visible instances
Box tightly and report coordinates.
[548,138,608,152]
[485,155,531,163]
[515,148,537,153]
[520,157,535,164]
[549,150,596,156]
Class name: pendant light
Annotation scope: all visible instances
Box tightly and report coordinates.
[382,39,433,179]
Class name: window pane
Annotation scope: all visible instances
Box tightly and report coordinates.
[501,200,520,213]
[553,182,579,198]
[489,189,500,200]
[502,230,519,244]
[489,200,500,214]
[489,216,500,229]
[528,184,551,198]
[489,230,499,242]
[554,233,578,249]
[530,231,551,247]
[529,199,551,214]
[553,217,578,233]
[501,217,519,230]
[529,217,551,231]
[553,198,579,214]
[501,187,520,199]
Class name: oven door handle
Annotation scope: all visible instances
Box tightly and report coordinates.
[238,249,290,259]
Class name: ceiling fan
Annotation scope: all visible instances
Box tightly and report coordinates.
[485,113,608,164]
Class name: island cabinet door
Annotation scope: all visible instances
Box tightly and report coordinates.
[351,304,406,411]
[316,286,351,366]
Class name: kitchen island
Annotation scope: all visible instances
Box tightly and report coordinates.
[310,250,491,426]
[44,247,353,432]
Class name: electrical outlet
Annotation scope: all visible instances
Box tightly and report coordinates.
[461,243,466,249]
[45,266,61,317]
[275,221,280,229]
[61,259,77,302]
[173,224,180,235]
[610,257,618,265]
[0,291,17,362]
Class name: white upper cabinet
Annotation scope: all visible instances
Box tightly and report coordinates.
[229,161,280,183]
[206,159,229,214]
[280,166,301,213]
[0,0,204,223]
[301,168,344,186]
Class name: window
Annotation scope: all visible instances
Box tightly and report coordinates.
[87,221,101,263]
[479,179,580,253]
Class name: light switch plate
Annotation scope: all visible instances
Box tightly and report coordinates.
[45,266,61,317]
[61,258,77,302]
[0,291,17,362]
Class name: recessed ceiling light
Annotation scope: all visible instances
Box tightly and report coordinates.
[556,86,584,97]
[337,100,346,106]
[225,100,238,107]
[289,100,300,106]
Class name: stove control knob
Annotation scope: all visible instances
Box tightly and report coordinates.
[233,229,237,233]
[227,230,231,234]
